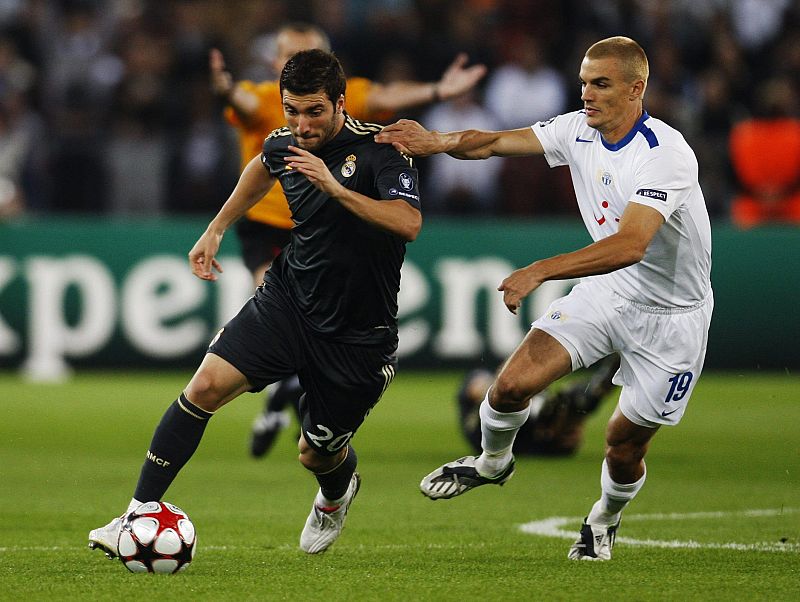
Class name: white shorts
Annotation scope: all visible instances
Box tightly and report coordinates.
[532,280,713,428]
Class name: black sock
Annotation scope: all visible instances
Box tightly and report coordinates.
[316,445,358,502]
[133,394,213,502]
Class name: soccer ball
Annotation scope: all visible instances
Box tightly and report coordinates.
[117,501,196,574]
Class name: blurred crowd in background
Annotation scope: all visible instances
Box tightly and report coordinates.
[1,0,799,226]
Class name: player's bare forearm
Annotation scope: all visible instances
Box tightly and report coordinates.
[190,156,275,281]
[498,238,638,314]
[449,127,544,159]
[365,53,486,113]
[208,155,275,233]
[366,81,441,112]
[498,210,661,314]
[446,129,506,159]
[334,188,422,241]
[284,145,421,240]
[531,236,645,281]
[376,121,542,159]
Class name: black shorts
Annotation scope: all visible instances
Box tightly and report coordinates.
[208,283,397,456]
[235,218,291,274]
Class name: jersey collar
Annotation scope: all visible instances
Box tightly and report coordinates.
[600,111,651,151]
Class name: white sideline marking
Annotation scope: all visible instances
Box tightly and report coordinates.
[518,508,800,553]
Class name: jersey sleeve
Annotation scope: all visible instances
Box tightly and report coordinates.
[630,145,694,219]
[345,77,395,123]
[260,132,285,178]
[224,81,280,130]
[374,148,421,210]
[531,112,581,168]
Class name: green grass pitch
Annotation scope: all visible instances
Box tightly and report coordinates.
[1,370,798,600]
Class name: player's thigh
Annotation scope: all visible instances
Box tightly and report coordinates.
[492,328,572,409]
[299,339,397,456]
[207,288,299,394]
[491,282,616,409]
[616,350,705,428]
[531,281,617,371]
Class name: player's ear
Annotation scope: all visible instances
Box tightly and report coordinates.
[630,79,645,101]
[335,94,345,114]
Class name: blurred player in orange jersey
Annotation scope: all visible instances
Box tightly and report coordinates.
[210,22,486,457]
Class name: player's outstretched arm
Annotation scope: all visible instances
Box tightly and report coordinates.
[189,155,276,281]
[209,48,261,127]
[365,53,486,113]
[375,120,544,159]
[498,203,664,314]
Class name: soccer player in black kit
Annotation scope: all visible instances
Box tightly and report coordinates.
[88,49,422,555]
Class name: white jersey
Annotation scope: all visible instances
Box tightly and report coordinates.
[533,110,712,307]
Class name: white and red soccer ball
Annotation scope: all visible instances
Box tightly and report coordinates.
[118,501,196,574]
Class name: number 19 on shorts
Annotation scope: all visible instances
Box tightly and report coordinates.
[664,372,693,403]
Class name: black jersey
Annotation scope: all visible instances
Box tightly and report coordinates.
[260,114,421,345]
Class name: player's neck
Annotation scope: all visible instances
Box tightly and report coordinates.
[600,108,644,145]
[332,112,345,137]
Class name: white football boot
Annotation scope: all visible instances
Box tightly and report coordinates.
[567,518,619,561]
[419,455,515,500]
[300,472,361,554]
[88,515,125,559]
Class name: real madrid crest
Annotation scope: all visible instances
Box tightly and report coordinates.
[341,154,357,177]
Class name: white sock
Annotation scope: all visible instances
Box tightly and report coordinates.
[474,397,530,477]
[126,498,144,514]
[587,459,646,526]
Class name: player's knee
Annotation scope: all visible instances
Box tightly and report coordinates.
[184,371,226,412]
[490,374,534,411]
[605,440,646,473]
[297,442,342,473]
[297,447,319,471]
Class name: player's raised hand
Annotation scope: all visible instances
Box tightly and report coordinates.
[436,53,487,100]
[375,119,441,157]
[188,229,224,281]
[285,145,344,196]
[209,48,233,98]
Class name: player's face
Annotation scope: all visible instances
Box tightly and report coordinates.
[579,56,643,143]
[283,90,345,151]
[274,30,328,73]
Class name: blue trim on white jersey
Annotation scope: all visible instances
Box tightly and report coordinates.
[600,111,659,151]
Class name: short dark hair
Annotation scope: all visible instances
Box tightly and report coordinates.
[280,49,346,106]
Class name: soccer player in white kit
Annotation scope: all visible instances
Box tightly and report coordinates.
[376,36,713,560]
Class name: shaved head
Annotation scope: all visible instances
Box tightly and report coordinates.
[586,36,649,86]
